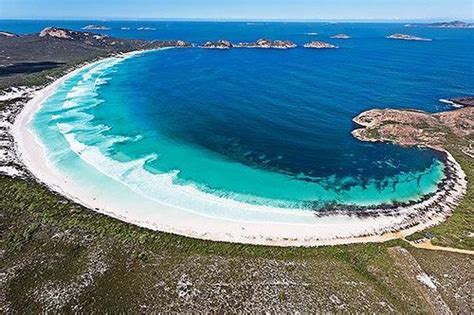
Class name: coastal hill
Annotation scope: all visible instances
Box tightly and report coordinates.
[0,27,191,88]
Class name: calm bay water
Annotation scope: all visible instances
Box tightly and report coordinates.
[9,20,473,214]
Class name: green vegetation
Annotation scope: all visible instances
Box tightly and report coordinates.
[1,173,472,312]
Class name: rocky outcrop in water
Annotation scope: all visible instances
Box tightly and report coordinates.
[330,34,351,39]
[201,40,233,49]
[236,38,297,49]
[82,25,111,30]
[386,34,432,41]
[303,41,338,49]
[443,96,474,108]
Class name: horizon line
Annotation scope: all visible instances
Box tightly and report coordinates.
[1,17,472,23]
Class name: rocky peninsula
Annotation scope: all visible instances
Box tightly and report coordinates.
[386,34,432,41]
[303,41,338,49]
[352,104,473,151]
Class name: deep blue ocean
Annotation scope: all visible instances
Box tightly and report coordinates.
[6,20,474,213]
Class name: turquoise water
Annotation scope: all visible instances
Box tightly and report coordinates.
[29,22,473,218]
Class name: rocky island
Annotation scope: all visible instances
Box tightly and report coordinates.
[406,21,474,28]
[386,34,432,41]
[235,38,297,49]
[201,40,233,49]
[303,41,338,49]
[137,27,156,31]
[82,25,111,30]
[330,33,351,39]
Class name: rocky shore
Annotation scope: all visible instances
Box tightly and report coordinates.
[386,34,432,41]
[440,96,474,108]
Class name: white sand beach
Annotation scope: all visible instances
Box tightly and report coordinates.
[12,53,468,247]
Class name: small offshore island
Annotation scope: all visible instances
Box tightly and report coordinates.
[201,38,297,49]
[330,33,351,39]
[81,24,111,30]
[304,41,338,49]
[387,33,432,41]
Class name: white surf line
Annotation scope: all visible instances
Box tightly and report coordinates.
[11,51,469,247]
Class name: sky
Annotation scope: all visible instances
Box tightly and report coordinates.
[0,0,473,21]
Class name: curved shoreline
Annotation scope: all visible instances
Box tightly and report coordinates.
[12,52,468,247]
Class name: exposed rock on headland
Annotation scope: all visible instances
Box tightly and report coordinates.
[201,40,233,49]
[303,41,338,49]
[0,31,18,37]
[386,34,432,41]
[330,34,351,39]
[352,106,473,150]
[440,96,474,108]
[235,38,297,49]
